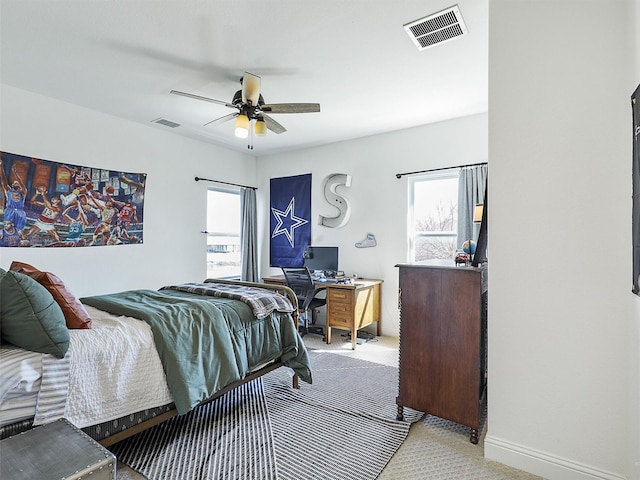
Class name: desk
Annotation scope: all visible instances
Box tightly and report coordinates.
[262,275,383,350]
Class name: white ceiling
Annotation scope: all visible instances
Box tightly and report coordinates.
[0,0,488,156]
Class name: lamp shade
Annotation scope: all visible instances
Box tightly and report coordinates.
[473,204,484,223]
[234,114,249,138]
[254,118,267,136]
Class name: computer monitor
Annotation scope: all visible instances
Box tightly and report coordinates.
[303,246,339,275]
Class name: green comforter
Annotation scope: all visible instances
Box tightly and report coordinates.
[80,289,312,415]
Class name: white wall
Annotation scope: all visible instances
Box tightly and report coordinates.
[255,113,488,336]
[486,1,638,480]
[627,0,640,480]
[0,85,256,296]
[631,2,640,479]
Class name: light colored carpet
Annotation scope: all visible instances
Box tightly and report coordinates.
[304,331,544,479]
[116,463,147,480]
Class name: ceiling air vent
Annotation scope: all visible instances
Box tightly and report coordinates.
[153,118,181,128]
[404,5,468,51]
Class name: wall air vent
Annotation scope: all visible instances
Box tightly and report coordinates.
[152,118,181,128]
[404,5,468,51]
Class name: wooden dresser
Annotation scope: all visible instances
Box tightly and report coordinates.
[395,260,487,444]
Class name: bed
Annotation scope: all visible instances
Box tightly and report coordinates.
[0,263,311,447]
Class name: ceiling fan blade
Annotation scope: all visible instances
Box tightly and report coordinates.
[242,72,261,106]
[170,90,236,109]
[261,103,320,114]
[263,114,287,134]
[204,112,238,127]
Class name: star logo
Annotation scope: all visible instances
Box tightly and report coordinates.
[271,197,308,247]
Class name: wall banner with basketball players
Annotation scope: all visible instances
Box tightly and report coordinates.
[0,151,146,248]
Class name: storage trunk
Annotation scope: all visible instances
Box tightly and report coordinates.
[0,418,116,480]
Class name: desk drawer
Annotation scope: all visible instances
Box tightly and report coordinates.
[328,289,353,327]
[328,288,353,305]
[328,298,353,317]
[328,312,352,327]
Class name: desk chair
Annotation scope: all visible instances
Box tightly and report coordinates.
[281,267,327,337]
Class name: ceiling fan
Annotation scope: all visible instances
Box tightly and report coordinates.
[170,72,320,147]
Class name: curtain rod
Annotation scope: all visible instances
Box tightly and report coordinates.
[194,176,257,190]
[395,162,487,179]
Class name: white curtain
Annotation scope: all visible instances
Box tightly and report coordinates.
[240,187,258,282]
[457,165,487,249]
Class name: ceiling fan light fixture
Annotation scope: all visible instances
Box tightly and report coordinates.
[234,114,249,138]
[172,71,319,143]
[254,118,267,136]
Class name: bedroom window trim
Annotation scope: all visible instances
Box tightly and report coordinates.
[206,186,241,280]
[408,171,459,262]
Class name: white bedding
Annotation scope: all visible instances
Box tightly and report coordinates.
[0,305,172,429]
[64,306,172,428]
[0,347,49,426]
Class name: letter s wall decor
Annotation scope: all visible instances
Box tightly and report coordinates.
[318,173,351,228]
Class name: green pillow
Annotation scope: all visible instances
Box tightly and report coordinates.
[0,269,69,358]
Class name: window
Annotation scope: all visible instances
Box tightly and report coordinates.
[206,188,241,279]
[409,172,459,262]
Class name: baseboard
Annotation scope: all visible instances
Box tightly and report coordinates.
[484,435,626,480]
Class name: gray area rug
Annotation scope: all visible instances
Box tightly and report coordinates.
[110,350,421,480]
[111,379,276,479]
[264,350,423,480]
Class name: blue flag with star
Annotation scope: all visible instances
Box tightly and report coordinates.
[270,173,311,267]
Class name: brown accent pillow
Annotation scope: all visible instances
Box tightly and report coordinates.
[9,261,92,329]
